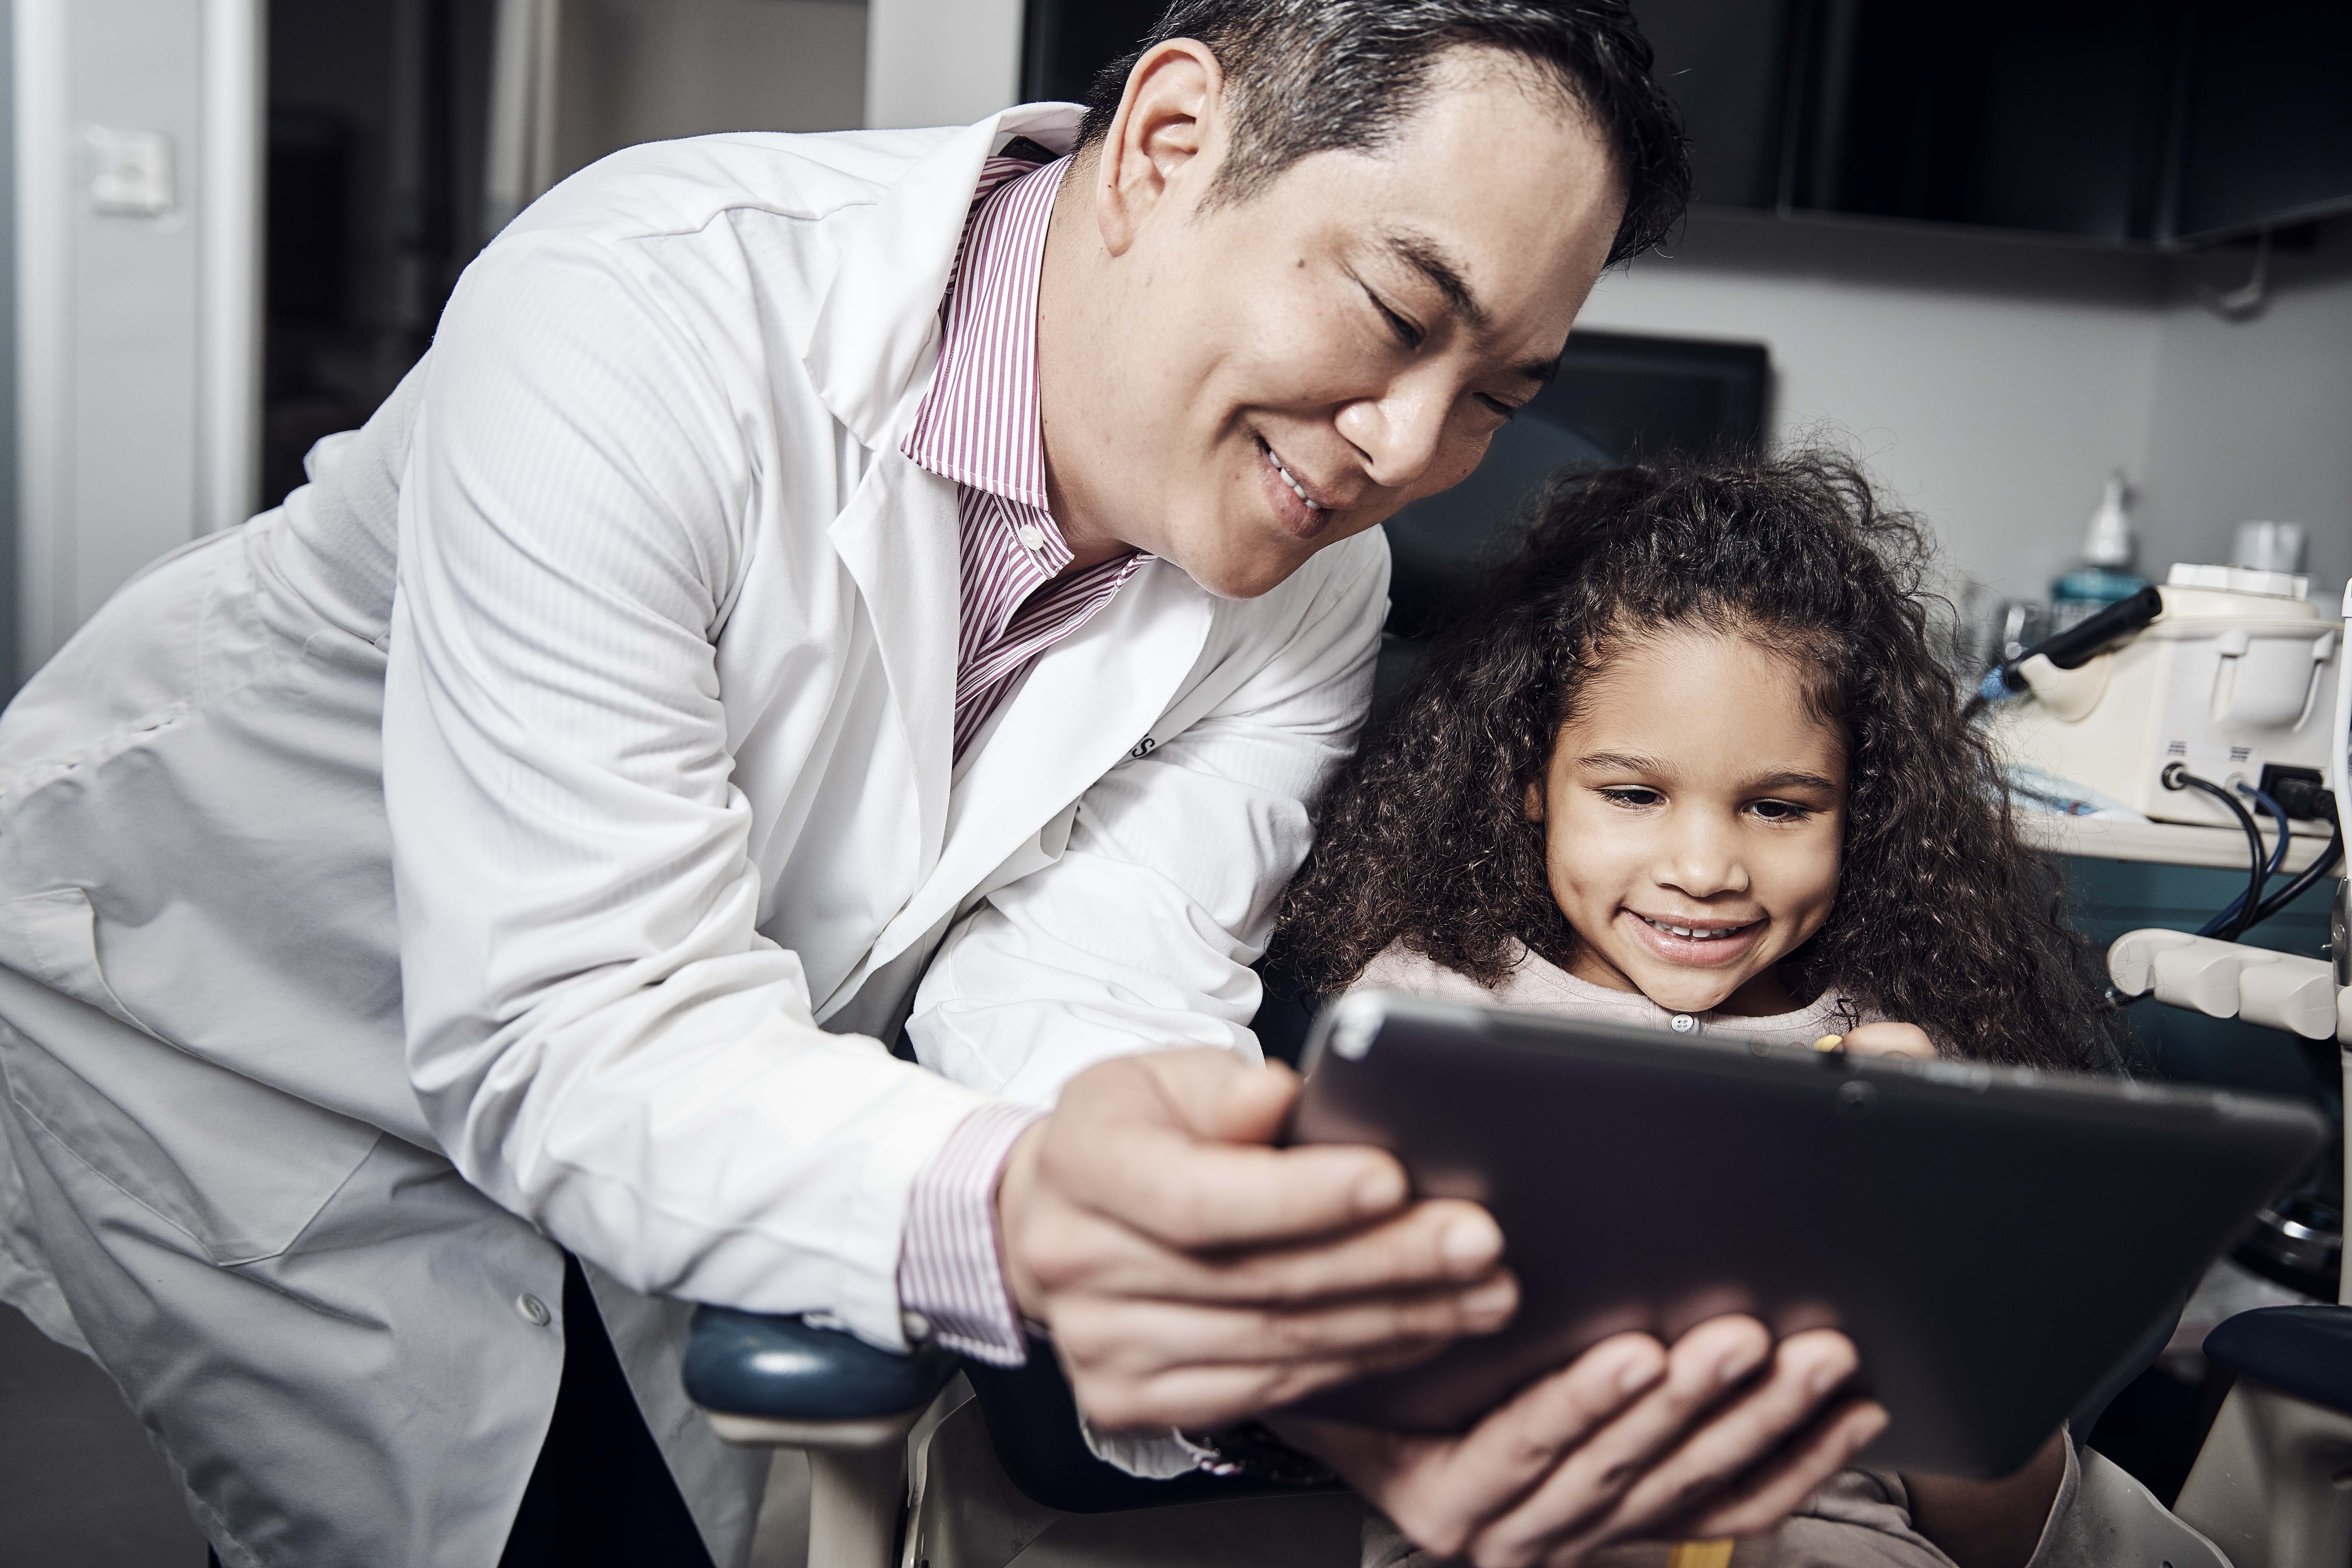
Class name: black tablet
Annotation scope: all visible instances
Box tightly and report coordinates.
[1281,991,2326,1477]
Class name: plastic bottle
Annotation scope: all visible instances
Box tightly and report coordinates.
[2048,471,2151,634]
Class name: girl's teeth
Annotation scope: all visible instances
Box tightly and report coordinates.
[1645,916,1742,941]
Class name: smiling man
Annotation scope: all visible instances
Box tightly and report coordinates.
[0,3,1878,1565]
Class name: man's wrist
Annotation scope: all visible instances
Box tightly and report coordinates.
[897,1101,1044,1365]
[994,1118,1049,1325]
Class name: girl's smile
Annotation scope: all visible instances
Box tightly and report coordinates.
[1528,626,1848,1016]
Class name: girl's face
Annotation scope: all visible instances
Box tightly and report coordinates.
[1529,628,1847,1015]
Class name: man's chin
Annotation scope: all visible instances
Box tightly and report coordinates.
[1167,540,1313,601]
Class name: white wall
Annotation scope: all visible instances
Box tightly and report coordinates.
[2137,227,2352,602]
[12,0,261,676]
[553,0,869,183]
[1578,209,2352,609]
[864,0,1021,131]
[1579,212,2170,600]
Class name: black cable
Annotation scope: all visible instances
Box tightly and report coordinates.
[2163,763,2268,940]
[2242,820,2345,931]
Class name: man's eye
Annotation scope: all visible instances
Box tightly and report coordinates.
[1476,393,1521,421]
[1369,292,1423,350]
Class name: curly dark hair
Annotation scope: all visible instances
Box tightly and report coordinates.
[1273,453,2126,1073]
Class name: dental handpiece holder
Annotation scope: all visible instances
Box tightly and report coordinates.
[1988,568,2342,832]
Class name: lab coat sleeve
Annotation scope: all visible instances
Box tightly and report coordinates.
[904,533,1389,1105]
[382,228,990,1351]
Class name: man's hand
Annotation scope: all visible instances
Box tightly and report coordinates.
[995,1048,1517,1430]
[1279,1319,1889,1567]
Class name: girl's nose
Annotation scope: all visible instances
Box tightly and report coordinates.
[1657,818,1750,899]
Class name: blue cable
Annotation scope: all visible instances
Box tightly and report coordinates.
[2199,784,2291,938]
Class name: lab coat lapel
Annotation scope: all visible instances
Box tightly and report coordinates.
[827,444,960,871]
[799,103,1082,449]
[866,562,1216,973]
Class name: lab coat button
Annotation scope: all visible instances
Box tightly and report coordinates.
[515,1293,551,1327]
[1016,523,1047,552]
[1670,1014,1696,1034]
[902,1310,933,1343]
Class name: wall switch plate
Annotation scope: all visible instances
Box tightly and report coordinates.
[84,126,176,216]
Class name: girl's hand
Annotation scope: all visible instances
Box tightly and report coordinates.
[1834,1022,1936,1061]
[1273,1317,1888,1568]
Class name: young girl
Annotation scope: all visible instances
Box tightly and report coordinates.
[1276,454,2126,1568]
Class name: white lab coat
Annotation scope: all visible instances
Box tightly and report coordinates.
[0,104,1386,1567]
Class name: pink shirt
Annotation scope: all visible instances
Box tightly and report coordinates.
[895,151,1148,1363]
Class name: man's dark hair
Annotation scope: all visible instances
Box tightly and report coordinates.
[1074,0,1690,265]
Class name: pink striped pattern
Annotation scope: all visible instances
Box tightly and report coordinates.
[904,155,1151,761]
[896,1100,1043,1363]
[896,148,1150,1367]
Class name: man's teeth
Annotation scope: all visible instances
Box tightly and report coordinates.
[1265,446,1322,510]
[1640,916,1748,941]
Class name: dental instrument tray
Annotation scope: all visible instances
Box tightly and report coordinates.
[1281,991,2326,1477]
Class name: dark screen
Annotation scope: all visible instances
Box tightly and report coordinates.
[2169,0,2352,241]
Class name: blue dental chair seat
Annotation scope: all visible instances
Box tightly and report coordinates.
[682,1306,959,1421]
[681,1309,1332,1510]
[2202,1304,2352,1416]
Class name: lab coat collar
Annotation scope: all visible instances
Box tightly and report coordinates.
[801,103,1083,451]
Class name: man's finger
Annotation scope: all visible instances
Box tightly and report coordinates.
[1583,1329,1862,1539]
[1670,1400,1888,1540]
[1052,1272,1518,1378]
[1308,1333,1670,1556]
[1070,1337,1464,1432]
[1472,1317,1775,1558]
[1048,1053,1419,1248]
[1032,1196,1508,1305]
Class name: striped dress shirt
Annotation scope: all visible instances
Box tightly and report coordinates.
[894,152,1149,1364]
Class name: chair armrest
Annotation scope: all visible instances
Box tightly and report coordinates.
[684,1306,957,1442]
[2203,1305,2352,1415]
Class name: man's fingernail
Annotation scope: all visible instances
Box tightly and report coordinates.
[1715,1343,1765,1386]
[1810,1360,1851,1397]
[1439,1213,1503,1272]
[1618,1353,1661,1394]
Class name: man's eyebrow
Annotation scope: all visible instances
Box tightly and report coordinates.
[1382,230,1562,388]
[1384,230,1486,328]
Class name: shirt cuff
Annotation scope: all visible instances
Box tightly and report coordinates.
[897,1099,1042,1365]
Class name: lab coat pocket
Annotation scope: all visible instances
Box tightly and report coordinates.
[0,889,381,1266]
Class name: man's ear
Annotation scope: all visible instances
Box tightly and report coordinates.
[1094,39,1224,258]
[1524,780,1545,822]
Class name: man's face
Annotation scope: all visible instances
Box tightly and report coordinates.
[1066,47,1626,598]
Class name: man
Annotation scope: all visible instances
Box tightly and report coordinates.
[0,2,1880,1563]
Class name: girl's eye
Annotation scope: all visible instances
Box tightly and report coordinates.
[1600,786,1662,809]
[1749,799,1814,823]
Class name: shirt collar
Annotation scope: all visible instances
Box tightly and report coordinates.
[902,158,1066,513]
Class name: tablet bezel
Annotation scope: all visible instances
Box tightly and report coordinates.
[1281,991,2325,1476]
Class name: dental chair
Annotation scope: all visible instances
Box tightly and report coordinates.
[683,1309,1368,1568]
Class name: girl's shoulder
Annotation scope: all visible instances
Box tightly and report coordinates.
[1349,943,1512,1007]
[1346,941,1658,1022]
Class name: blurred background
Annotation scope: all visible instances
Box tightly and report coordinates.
[1,0,2348,1559]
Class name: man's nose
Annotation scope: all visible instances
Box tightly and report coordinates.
[1334,380,1451,491]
